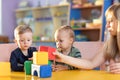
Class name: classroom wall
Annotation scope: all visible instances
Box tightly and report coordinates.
[2,0,20,41]
[1,0,61,41]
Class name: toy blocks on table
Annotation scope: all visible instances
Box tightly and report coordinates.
[39,46,56,60]
[32,64,52,78]
[0,62,11,76]
[33,51,48,65]
[24,60,32,75]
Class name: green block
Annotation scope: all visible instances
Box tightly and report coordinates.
[48,60,52,65]
[24,60,32,75]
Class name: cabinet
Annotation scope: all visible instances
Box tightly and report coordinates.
[71,3,103,41]
[15,4,70,42]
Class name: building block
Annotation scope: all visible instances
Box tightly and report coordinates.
[39,46,56,60]
[0,62,11,76]
[48,60,52,65]
[32,64,52,78]
[24,60,32,75]
[39,46,49,52]
[40,65,52,78]
[32,64,40,77]
[33,51,48,65]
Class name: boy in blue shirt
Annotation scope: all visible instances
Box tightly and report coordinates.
[10,25,37,71]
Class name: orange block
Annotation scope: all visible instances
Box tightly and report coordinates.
[0,62,11,76]
[33,52,48,65]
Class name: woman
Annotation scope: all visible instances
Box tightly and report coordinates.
[53,3,120,74]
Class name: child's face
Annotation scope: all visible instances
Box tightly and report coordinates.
[15,32,33,51]
[55,31,73,52]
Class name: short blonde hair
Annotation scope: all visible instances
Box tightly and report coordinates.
[55,25,75,41]
[14,25,32,39]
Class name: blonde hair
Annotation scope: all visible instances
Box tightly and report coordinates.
[104,4,120,61]
[55,25,75,41]
[14,25,32,39]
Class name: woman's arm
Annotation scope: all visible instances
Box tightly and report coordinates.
[54,50,105,69]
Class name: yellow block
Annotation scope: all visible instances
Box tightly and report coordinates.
[0,62,11,76]
[33,51,48,65]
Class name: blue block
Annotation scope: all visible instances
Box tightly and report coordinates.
[40,65,52,78]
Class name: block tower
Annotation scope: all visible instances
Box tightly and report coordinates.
[29,46,56,78]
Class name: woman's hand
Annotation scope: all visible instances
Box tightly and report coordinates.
[109,62,120,74]
[53,51,63,62]
[109,59,120,74]
[52,64,68,71]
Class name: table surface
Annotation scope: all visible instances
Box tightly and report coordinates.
[1,70,120,80]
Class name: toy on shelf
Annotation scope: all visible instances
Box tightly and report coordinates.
[24,46,56,78]
[59,0,69,5]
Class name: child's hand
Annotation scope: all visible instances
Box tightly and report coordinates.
[52,64,68,71]
[28,57,33,60]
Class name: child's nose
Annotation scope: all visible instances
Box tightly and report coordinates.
[24,40,28,44]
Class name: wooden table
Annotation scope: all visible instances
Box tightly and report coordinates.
[1,70,120,80]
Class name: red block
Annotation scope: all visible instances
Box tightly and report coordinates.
[39,46,56,60]
[39,46,48,52]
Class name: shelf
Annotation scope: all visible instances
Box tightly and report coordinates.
[73,28,101,41]
[32,7,49,10]
[15,8,31,12]
[15,5,70,42]
[31,4,69,10]
[72,5,102,9]
[73,27,101,41]
[70,1,103,41]
[73,27,101,30]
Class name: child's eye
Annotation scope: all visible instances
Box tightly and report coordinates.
[60,40,63,42]
[27,40,30,41]
[110,19,113,22]
[20,40,24,42]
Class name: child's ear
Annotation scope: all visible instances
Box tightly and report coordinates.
[14,39,18,46]
[13,39,16,43]
[14,39,17,44]
[70,38,74,43]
